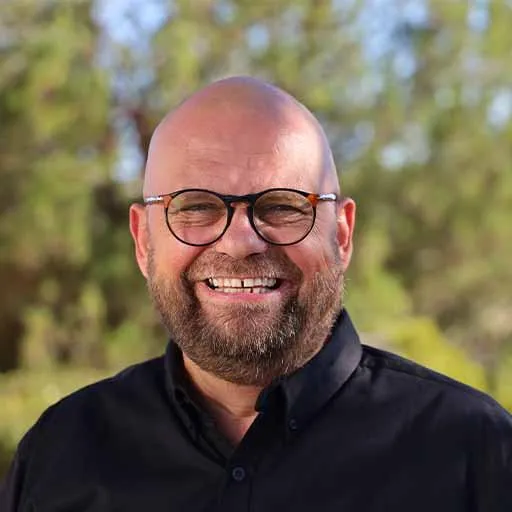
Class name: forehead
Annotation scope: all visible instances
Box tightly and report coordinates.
[188,134,319,190]
[145,114,328,196]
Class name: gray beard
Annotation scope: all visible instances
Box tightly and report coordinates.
[147,248,344,386]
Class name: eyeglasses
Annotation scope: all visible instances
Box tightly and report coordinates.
[143,188,338,247]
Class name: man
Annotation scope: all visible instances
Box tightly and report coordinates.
[1,76,511,511]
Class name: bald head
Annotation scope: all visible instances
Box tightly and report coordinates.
[143,76,339,198]
[131,78,356,385]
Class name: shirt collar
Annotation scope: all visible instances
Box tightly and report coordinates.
[255,309,362,427]
[164,309,362,430]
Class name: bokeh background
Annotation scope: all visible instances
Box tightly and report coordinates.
[1,0,511,479]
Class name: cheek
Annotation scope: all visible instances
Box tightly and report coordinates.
[148,210,193,273]
[151,235,202,279]
[284,225,339,277]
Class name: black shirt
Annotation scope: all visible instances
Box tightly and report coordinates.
[1,311,511,511]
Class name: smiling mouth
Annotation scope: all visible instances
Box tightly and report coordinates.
[205,277,281,294]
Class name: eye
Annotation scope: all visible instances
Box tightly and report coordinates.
[258,203,309,217]
[268,204,306,213]
[178,202,222,213]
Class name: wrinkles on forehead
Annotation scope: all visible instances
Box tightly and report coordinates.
[143,77,339,197]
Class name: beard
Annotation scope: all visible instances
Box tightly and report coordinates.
[147,245,345,386]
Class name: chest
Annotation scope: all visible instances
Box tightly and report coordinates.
[28,408,470,512]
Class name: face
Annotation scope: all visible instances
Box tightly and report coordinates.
[130,97,355,386]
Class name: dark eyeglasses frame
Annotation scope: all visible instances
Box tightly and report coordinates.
[143,188,338,247]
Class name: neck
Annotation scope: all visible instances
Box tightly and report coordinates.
[183,356,262,446]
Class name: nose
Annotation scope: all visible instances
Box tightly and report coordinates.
[213,205,269,259]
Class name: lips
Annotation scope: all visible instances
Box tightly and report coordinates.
[205,276,280,294]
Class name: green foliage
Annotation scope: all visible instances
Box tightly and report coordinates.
[1,0,511,480]
[386,316,487,391]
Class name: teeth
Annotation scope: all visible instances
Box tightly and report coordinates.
[218,287,269,294]
[207,277,277,289]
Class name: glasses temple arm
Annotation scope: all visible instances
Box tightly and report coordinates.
[317,193,338,202]
[143,196,165,205]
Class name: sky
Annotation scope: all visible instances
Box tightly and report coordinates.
[93,0,511,178]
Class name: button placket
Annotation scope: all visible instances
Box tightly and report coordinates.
[288,418,298,431]
[231,466,246,482]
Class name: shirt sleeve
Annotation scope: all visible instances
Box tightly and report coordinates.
[473,401,512,511]
[0,406,54,512]
[0,432,32,512]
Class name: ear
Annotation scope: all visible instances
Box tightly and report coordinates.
[336,197,356,271]
[129,203,150,279]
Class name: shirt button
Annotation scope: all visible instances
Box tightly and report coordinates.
[231,466,246,482]
[289,418,298,431]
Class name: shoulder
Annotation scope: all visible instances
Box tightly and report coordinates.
[360,344,512,426]
[1,357,169,509]
[21,356,168,449]
[359,346,512,506]
[53,355,165,408]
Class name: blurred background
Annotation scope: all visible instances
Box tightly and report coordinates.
[1,0,511,479]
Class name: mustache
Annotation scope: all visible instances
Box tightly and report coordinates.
[185,251,303,282]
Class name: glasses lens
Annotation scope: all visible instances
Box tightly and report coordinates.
[254,190,314,244]
[167,191,227,245]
